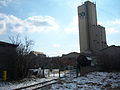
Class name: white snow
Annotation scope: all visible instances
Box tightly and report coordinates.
[50,72,120,90]
[0,71,65,90]
[0,71,120,90]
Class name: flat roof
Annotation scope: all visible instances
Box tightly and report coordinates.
[0,41,18,47]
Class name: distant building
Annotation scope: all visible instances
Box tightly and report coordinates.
[30,51,46,58]
[78,1,107,53]
[29,51,47,68]
[62,52,79,59]
[61,52,79,67]
[98,45,120,54]
[96,45,120,70]
[0,41,18,79]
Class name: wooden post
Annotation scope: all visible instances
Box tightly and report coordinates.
[42,67,45,78]
[59,69,60,78]
[48,70,50,77]
[76,67,78,77]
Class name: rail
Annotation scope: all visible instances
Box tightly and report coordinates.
[13,78,58,90]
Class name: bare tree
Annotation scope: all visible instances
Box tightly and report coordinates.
[9,34,34,79]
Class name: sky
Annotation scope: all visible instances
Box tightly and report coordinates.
[0,0,120,56]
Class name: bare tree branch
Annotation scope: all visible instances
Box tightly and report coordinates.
[8,34,34,79]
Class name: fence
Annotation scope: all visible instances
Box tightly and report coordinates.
[28,68,77,78]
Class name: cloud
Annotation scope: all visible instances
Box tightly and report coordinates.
[0,0,16,7]
[46,49,73,57]
[106,28,119,34]
[50,0,91,9]
[64,16,78,34]
[0,13,59,34]
[108,40,120,46]
[112,19,120,25]
[52,44,61,48]
[0,20,6,34]
[26,16,59,32]
[98,19,120,34]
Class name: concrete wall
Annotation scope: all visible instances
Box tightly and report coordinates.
[78,1,97,53]
[78,4,89,52]
[85,1,97,26]
[89,25,107,52]
[78,1,107,53]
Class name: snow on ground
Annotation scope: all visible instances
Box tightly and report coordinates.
[50,72,120,90]
[0,71,120,90]
[0,71,65,90]
[0,77,58,90]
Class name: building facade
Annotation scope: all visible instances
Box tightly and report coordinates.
[78,1,107,53]
[0,41,18,79]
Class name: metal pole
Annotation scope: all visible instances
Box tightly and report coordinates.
[3,71,7,81]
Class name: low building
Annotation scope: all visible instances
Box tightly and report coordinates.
[61,52,80,68]
[96,45,120,71]
[96,45,120,55]
[0,41,18,80]
[62,52,79,59]
[30,51,46,57]
[29,51,47,68]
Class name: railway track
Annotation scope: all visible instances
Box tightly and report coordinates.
[13,78,58,90]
